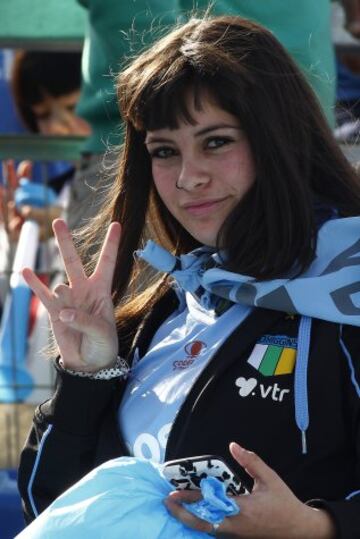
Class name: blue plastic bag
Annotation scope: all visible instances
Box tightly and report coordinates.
[16,457,238,538]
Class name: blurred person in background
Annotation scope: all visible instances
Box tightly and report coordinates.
[0,51,90,403]
[11,50,89,137]
[1,51,90,243]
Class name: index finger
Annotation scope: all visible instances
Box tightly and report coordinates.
[92,222,121,290]
[52,219,86,285]
[22,267,54,310]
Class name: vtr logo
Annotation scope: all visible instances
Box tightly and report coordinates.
[235,377,290,402]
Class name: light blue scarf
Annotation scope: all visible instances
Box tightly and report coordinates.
[138,217,360,326]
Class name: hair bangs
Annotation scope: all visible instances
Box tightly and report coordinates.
[136,70,222,131]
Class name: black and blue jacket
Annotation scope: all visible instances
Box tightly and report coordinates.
[18,289,360,539]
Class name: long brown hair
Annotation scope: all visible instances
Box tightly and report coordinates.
[82,15,360,335]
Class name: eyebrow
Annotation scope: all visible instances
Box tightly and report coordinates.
[145,123,240,144]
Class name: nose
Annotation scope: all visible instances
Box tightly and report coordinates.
[176,158,211,191]
[40,116,70,135]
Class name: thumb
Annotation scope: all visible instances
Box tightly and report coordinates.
[58,307,118,369]
[229,442,277,487]
[17,160,32,180]
[59,308,111,339]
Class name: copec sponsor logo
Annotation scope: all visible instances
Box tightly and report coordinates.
[173,340,207,370]
[235,376,290,402]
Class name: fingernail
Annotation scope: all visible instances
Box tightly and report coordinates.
[230,442,244,458]
[59,309,75,322]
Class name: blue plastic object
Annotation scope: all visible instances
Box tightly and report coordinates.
[16,457,235,538]
[0,177,57,403]
[0,286,34,402]
[184,477,239,524]
[0,469,25,539]
[14,178,57,208]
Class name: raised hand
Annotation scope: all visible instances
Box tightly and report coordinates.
[1,160,62,241]
[22,219,121,372]
[1,160,27,241]
[165,442,336,539]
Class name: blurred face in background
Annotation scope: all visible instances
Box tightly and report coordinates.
[31,89,91,136]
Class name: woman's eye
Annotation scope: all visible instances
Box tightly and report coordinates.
[149,147,176,159]
[206,137,232,149]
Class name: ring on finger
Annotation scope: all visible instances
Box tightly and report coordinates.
[208,522,220,536]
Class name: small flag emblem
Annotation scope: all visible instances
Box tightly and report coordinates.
[247,335,297,376]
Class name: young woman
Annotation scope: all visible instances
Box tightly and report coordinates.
[18,16,360,538]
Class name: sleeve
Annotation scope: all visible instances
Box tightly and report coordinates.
[17,367,122,523]
[59,355,130,380]
[17,294,174,524]
[308,324,360,539]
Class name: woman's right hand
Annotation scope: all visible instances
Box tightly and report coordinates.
[22,218,121,372]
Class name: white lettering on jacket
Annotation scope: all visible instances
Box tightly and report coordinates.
[235,377,290,402]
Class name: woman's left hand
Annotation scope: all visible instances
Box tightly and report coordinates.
[164,442,336,538]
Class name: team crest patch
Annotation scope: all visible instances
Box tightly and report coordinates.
[247,334,297,376]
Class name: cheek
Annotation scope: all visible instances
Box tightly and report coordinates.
[152,165,176,209]
[227,146,256,193]
[242,142,256,180]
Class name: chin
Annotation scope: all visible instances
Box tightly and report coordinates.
[183,224,219,248]
[191,234,217,248]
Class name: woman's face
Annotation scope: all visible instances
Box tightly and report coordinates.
[31,90,91,136]
[145,93,256,247]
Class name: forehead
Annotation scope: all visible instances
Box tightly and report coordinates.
[146,89,239,135]
[139,77,238,130]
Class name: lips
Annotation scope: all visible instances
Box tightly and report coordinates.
[182,197,228,215]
